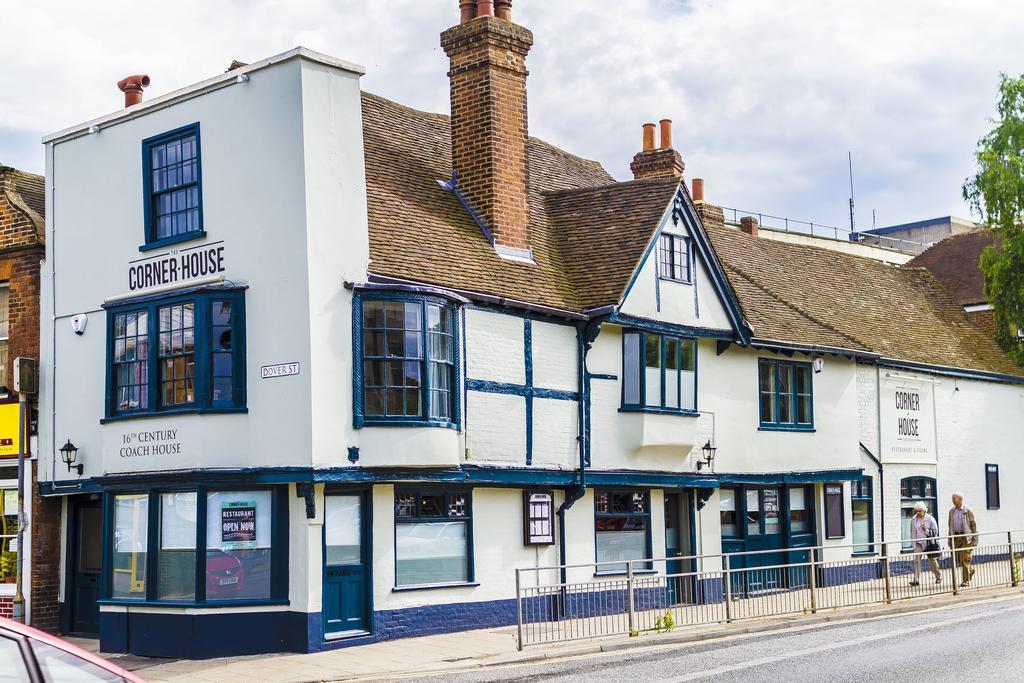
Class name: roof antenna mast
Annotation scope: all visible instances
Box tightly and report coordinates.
[848,151,855,231]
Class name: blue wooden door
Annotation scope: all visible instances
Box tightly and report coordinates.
[324,494,368,635]
[743,488,785,593]
[69,499,102,635]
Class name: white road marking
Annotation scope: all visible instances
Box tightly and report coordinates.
[662,603,1024,682]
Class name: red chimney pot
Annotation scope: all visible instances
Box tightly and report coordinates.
[476,0,494,16]
[642,123,656,152]
[659,119,673,149]
[117,74,150,107]
[692,178,704,202]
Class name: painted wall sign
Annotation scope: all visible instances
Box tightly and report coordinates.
[880,376,936,463]
[0,404,21,458]
[119,429,181,458]
[523,490,554,545]
[260,362,300,379]
[221,501,257,549]
[127,242,226,292]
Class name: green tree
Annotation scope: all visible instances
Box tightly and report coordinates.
[964,73,1024,365]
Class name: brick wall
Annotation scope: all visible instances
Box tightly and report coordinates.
[441,16,534,251]
[968,309,997,336]
[30,460,61,631]
[0,167,58,632]
[0,596,11,618]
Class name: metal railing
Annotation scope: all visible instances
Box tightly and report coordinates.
[514,529,1024,649]
[718,206,932,255]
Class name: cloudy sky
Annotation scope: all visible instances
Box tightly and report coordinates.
[2,0,1022,233]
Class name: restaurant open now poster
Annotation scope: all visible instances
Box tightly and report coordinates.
[220,500,257,549]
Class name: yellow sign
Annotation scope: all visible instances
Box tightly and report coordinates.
[0,404,21,458]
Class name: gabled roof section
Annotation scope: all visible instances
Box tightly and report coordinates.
[0,165,44,238]
[906,230,996,306]
[544,177,679,311]
[706,224,1022,377]
[361,91,614,314]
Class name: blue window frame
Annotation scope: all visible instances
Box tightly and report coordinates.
[104,287,246,420]
[985,464,1000,510]
[353,293,461,428]
[757,358,813,430]
[393,488,473,588]
[594,490,652,573]
[658,233,691,283]
[621,331,697,414]
[852,476,874,554]
[142,123,204,251]
[102,485,288,606]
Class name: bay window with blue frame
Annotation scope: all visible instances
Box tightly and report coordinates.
[104,286,246,420]
[141,123,204,251]
[621,331,697,413]
[104,485,288,605]
[352,292,461,428]
[393,488,472,588]
[757,358,813,430]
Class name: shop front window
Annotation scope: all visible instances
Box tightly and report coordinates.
[851,477,874,554]
[206,490,273,601]
[159,491,197,600]
[394,489,471,587]
[112,494,148,599]
[595,490,651,572]
[1,480,17,587]
[106,487,285,604]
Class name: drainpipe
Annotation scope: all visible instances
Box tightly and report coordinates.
[875,364,886,547]
[556,317,603,585]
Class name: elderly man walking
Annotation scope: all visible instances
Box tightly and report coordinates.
[948,492,978,587]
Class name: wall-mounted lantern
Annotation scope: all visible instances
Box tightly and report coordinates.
[696,440,716,471]
[60,439,83,475]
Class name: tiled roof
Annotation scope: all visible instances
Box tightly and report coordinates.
[14,171,45,219]
[544,178,680,311]
[706,224,1022,376]
[361,91,616,313]
[359,91,1021,376]
[906,230,995,306]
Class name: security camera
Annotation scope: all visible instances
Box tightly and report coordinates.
[812,357,824,374]
[71,313,88,336]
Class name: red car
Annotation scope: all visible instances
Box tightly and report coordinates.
[0,616,144,682]
[205,550,246,599]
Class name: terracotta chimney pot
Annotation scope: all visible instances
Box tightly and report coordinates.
[692,178,704,202]
[495,0,512,20]
[117,74,151,107]
[476,0,494,16]
[460,0,476,22]
[659,119,673,149]
[642,123,656,152]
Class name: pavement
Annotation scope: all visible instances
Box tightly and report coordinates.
[69,586,1024,682]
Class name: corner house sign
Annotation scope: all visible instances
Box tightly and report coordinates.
[128,241,226,292]
[880,374,936,463]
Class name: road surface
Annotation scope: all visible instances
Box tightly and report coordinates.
[429,595,1024,682]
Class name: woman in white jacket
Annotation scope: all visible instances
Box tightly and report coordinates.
[909,502,942,586]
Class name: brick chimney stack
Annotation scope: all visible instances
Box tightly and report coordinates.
[691,177,725,231]
[442,0,534,257]
[630,119,684,180]
[740,216,760,237]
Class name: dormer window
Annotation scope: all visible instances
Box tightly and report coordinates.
[141,123,204,250]
[657,233,690,283]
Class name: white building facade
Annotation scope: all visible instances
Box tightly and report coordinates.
[38,5,1024,658]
